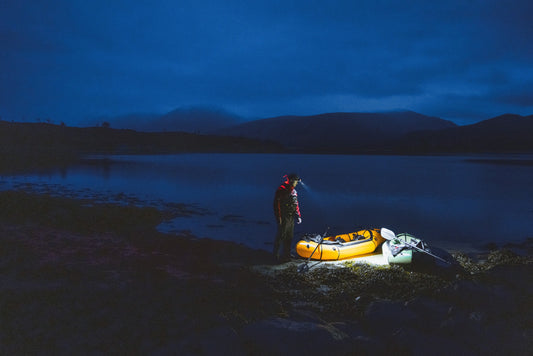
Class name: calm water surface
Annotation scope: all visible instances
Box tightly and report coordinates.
[2,153,532,251]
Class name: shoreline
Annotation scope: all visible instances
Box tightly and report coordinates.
[3,173,531,255]
[0,189,531,354]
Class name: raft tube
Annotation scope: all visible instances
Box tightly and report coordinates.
[296,228,386,261]
[382,233,419,264]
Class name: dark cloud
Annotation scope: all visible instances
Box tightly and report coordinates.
[1,0,532,125]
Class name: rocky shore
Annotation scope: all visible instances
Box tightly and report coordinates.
[0,190,531,355]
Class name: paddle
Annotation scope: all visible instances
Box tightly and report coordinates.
[380,228,450,264]
[297,227,329,273]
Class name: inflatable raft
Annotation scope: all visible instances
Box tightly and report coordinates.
[296,228,386,261]
[381,229,456,270]
[382,232,419,264]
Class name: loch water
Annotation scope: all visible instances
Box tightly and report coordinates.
[2,153,532,252]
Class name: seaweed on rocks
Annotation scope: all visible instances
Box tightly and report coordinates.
[262,263,453,320]
[0,187,531,355]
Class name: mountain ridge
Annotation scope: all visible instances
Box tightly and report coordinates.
[214,111,457,153]
[395,113,533,153]
[3,111,532,156]
[88,107,243,133]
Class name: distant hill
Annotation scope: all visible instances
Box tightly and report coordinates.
[396,114,533,153]
[0,121,283,172]
[157,107,243,133]
[3,111,531,170]
[214,111,457,153]
[92,107,243,133]
[93,113,160,130]
[0,120,282,154]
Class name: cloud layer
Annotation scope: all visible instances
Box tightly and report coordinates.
[1,0,532,125]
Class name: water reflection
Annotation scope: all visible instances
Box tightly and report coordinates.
[3,153,532,251]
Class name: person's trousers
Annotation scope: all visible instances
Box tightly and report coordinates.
[273,217,294,260]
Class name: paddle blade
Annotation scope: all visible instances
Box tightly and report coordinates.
[380,227,396,240]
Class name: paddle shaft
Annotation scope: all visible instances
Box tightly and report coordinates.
[306,234,324,263]
[299,228,329,273]
[401,241,450,264]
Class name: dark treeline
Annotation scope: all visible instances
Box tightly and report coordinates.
[2,112,533,173]
[0,121,283,173]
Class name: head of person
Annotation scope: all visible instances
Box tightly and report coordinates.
[287,173,301,187]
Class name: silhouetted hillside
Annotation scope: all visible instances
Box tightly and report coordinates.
[214,111,457,153]
[158,107,243,133]
[396,114,533,153]
[0,121,283,172]
[2,111,532,172]
[88,107,243,133]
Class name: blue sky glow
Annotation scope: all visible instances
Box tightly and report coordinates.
[1,0,532,126]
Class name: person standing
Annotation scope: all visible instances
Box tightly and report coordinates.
[273,173,302,262]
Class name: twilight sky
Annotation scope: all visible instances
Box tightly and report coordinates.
[1,0,532,126]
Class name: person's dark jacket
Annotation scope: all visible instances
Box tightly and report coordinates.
[273,183,301,220]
